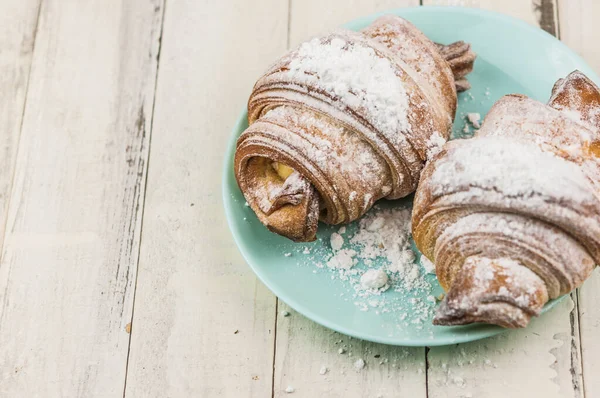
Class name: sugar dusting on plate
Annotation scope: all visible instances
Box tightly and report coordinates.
[289,205,438,330]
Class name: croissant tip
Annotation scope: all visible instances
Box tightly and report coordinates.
[455,78,471,92]
[432,299,534,329]
[435,41,477,92]
[432,309,529,329]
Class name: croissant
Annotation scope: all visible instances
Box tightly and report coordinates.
[413,71,600,328]
[234,15,476,241]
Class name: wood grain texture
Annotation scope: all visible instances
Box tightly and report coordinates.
[423,0,558,34]
[123,1,288,396]
[289,0,420,47]
[0,0,163,396]
[274,303,426,398]
[558,0,600,72]
[0,0,41,258]
[559,3,600,397]
[576,270,600,398]
[276,2,426,397]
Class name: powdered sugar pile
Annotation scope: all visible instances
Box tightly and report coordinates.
[287,35,411,139]
[349,208,427,291]
[287,205,438,329]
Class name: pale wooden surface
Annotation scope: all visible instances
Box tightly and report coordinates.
[0,0,162,396]
[0,0,598,397]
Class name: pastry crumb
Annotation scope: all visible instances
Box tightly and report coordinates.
[354,358,366,371]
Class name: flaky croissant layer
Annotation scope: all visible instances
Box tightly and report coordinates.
[235,15,475,241]
[413,71,600,328]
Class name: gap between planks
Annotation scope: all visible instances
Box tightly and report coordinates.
[270,0,293,395]
[122,1,168,397]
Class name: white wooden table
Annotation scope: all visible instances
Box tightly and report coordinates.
[1,0,599,397]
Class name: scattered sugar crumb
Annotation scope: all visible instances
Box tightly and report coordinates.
[360,268,389,289]
[338,226,347,234]
[327,249,357,269]
[354,358,366,371]
[281,310,290,317]
[284,252,292,257]
[453,376,465,387]
[338,348,346,354]
[330,232,344,251]
[285,386,295,393]
[296,205,436,328]
[467,112,481,128]
[302,247,311,254]
[420,256,436,274]
[400,249,415,264]
[244,201,249,207]
[319,366,329,375]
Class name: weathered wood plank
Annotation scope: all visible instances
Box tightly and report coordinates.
[274,304,426,398]
[558,0,600,72]
[422,1,582,397]
[0,0,163,396]
[575,271,600,398]
[289,0,420,47]
[123,1,288,396]
[0,0,41,257]
[559,2,600,397]
[275,1,426,397]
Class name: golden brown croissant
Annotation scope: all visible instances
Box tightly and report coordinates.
[413,71,600,328]
[234,15,476,241]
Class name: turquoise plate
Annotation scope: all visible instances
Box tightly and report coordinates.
[222,6,599,346]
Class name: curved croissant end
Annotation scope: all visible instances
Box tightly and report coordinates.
[235,15,476,241]
[435,41,477,91]
[414,70,600,327]
[434,257,548,328]
[549,70,600,131]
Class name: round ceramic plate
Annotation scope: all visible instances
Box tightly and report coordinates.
[222,6,599,346]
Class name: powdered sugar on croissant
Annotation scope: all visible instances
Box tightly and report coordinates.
[413,71,600,328]
[235,15,475,241]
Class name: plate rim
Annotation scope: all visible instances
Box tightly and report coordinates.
[222,5,592,346]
